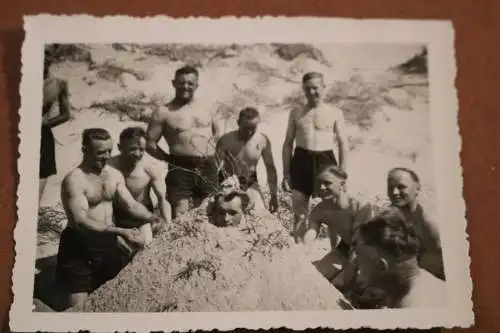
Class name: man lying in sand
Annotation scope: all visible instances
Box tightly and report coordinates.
[39,48,71,200]
[146,65,222,219]
[282,71,348,242]
[207,189,253,228]
[387,167,445,280]
[216,107,278,212]
[303,165,373,289]
[109,126,172,255]
[56,128,163,308]
[346,207,446,309]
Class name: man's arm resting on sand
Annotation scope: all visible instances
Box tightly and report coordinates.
[43,80,71,128]
[303,204,323,244]
[262,135,278,197]
[334,108,348,171]
[282,109,296,181]
[146,106,170,162]
[63,173,129,236]
[149,166,172,223]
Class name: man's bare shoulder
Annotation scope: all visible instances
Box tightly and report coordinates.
[218,130,238,146]
[144,161,166,180]
[62,168,84,190]
[325,104,345,121]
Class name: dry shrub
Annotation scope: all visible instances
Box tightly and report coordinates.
[93,59,148,83]
[272,43,329,65]
[76,209,347,312]
[88,92,164,122]
[45,44,94,64]
[143,44,235,68]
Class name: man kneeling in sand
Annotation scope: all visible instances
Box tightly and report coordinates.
[346,207,446,309]
[303,165,373,290]
[109,126,172,256]
[207,189,253,228]
[216,107,278,212]
[56,128,163,308]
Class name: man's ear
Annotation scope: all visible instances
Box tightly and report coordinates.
[379,258,389,271]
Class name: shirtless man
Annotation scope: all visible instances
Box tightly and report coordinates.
[40,51,71,199]
[303,165,373,289]
[56,128,162,308]
[109,126,172,253]
[216,107,278,212]
[347,207,446,309]
[146,65,221,219]
[387,167,445,280]
[282,71,348,242]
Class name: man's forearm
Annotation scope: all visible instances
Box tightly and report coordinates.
[127,201,155,221]
[267,168,278,196]
[282,144,293,178]
[338,143,347,171]
[43,114,70,128]
[159,199,171,222]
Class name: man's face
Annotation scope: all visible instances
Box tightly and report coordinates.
[214,197,244,227]
[317,172,345,201]
[172,73,198,102]
[387,171,420,208]
[238,116,260,141]
[119,137,146,165]
[302,77,325,105]
[87,139,113,171]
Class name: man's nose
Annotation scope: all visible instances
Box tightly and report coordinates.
[319,183,326,190]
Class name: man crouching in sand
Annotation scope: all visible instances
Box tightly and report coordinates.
[347,207,446,309]
[56,128,163,308]
[303,165,373,290]
[109,126,172,256]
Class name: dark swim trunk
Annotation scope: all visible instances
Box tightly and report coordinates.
[40,125,57,179]
[166,154,218,202]
[218,171,258,191]
[290,146,337,197]
[113,202,155,229]
[56,227,129,294]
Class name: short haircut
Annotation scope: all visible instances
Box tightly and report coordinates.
[82,128,111,148]
[302,71,324,84]
[356,207,420,259]
[388,167,420,184]
[119,126,146,143]
[238,107,260,121]
[318,165,348,181]
[215,190,252,213]
[174,65,199,79]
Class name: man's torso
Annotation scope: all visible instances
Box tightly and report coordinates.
[219,131,266,178]
[109,157,154,208]
[159,100,215,157]
[293,104,341,151]
[42,77,64,116]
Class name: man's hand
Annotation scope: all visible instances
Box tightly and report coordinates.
[281,177,292,193]
[122,228,146,248]
[269,194,278,213]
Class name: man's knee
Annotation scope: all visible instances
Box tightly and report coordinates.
[67,292,88,308]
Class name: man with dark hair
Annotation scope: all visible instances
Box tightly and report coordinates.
[303,165,373,289]
[347,207,446,309]
[282,71,348,242]
[146,65,222,219]
[109,126,171,253]
[56,128,163,308]
[207,190,252,228]
[387,167,444,280]
[39,50,71,200]
[216,107,278,212]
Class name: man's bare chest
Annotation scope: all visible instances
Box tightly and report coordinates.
[162,107,212,133]
[83,174,116,206]
[296,108,336,132]
[225,138,264,161]
[123,170,151,195]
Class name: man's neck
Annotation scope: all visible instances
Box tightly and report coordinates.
[80,160,105,175]
[306,100,323,109]
[117,155,138,174]
[171,96,193,108]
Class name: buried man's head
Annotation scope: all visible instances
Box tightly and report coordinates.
[237,107,260,141]
[387,167,421,210]
[118,126,147,165]
[82,128,113,172]
[316,165,348,201]
[302,71,325,106]
[210,190,252,227]
[172,65,199,103]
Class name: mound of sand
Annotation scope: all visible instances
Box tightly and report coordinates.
[75,209,347,312]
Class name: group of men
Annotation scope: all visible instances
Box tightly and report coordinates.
[41,56,445,309]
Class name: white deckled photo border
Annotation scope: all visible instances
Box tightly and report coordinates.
[11,15,472,332]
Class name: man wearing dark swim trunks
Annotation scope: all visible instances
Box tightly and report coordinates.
[215,107,278,212]
[57,128,161,308]
[282,71,348,242]
[40,50,71,199]
[146,66,223,219]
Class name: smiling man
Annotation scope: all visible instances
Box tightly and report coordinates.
[303,165,373,289]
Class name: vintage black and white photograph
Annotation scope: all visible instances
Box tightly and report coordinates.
[11,16,472,332]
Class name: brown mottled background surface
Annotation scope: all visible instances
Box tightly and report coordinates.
[0,1,497,332]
